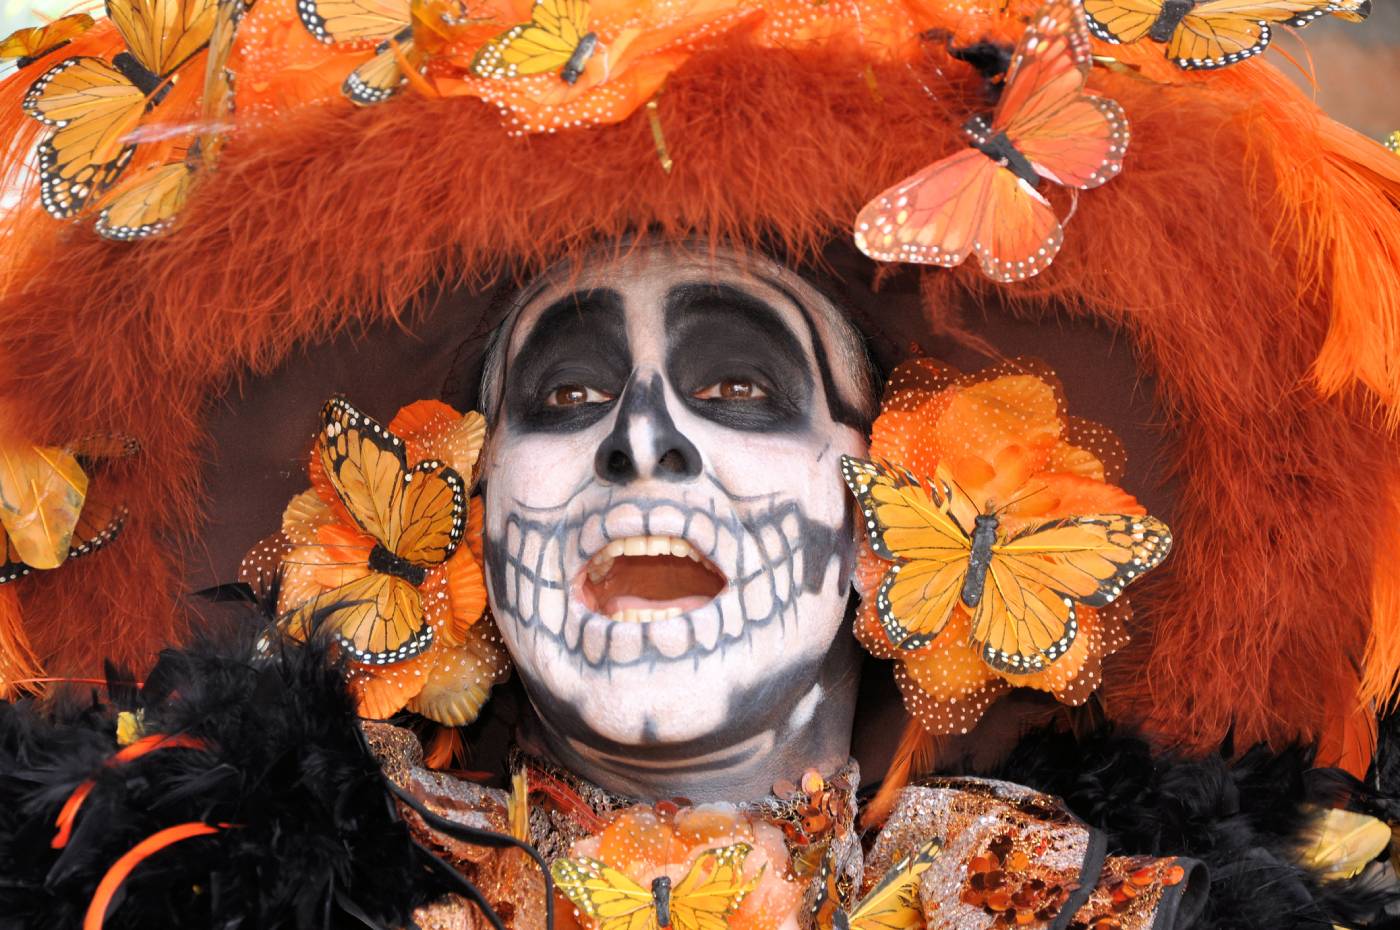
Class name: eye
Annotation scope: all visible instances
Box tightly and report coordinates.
[546,384,613,407]
[694,378,767,401]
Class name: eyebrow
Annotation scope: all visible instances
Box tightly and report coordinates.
[504,288,630,395]
[661,282,812,373]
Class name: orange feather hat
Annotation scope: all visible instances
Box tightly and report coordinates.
[0,0,1397,776]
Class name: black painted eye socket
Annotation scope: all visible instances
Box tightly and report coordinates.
[692,379,767,401]
[547,384,615,407]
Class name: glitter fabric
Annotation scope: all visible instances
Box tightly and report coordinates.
[1068,855,1206,930]
[365,735,1204,930]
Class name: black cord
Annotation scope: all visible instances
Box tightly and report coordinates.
[386,779,556,930]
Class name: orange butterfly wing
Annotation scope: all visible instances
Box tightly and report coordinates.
[853,148,1063,283]
[854,0,1123,281]
[994,0,1129,190]
[0,14,96,66]
[972,514,1172,672]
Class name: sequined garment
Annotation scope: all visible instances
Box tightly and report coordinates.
[364,727,1203,930]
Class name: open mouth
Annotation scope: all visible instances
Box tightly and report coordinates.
[580,535,728,622]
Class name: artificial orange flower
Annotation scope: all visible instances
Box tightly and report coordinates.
[244,399,509,725]
[561,802,801,930]
[855,358,1141,735]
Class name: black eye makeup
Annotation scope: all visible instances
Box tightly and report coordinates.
[505,289,631,431]
[663,283,813,432]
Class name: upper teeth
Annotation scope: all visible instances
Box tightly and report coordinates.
[586,535,706,582]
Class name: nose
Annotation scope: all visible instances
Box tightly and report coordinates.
[594,373,702,483]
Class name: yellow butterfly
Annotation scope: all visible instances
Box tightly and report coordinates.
[552,843,763,930]
[21,0,220,218]
[1385,131,1399,156]
[1082,0,1370,69]
[469,0,596,84]
[94,0,248,240]
[0,435,133,584]
[298,0,480,104]
[841,456,1171,672]
[812,839,941,930]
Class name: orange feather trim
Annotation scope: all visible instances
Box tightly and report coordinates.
[84,823,222,930]
[0,586,43,699]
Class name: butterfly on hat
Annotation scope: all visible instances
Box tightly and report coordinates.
[853,0,1128,283]
[1,435,136,585]
[0,14,95,70]
[1082,0,1370,70]
[21,0,221,221]
[296,0,598,106]
[93,0,250,241]
[841,456,1171,673]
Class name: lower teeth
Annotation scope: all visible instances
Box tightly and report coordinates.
[609,607,684,623]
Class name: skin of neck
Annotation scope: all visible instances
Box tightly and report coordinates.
[518,625,862,803]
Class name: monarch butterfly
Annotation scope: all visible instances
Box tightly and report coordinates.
[853,0,1127,283]
[0,14,95,69]
[95,0,247,239]
[0,436,134,583]
[812,839,941,930]
[552,843,763,930]
[1083,0,1371,69]
[282,397,467,666]
[299,0,473,104]
[470,0,596,83]
[21,0,218,219]
[840,456,1171,672]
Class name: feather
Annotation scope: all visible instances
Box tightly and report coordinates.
[0,585,43,699]
[863,718,940,830]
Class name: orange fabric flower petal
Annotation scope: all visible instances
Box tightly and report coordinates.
[861,361,1148,734]
[405,619,510,726]
[443,545,488,640]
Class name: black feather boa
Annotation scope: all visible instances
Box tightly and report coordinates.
[985,727,1400,930]
[3,626,1396,930]
[0,629,468,930]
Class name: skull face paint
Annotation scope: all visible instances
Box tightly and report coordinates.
[479,244,873,800]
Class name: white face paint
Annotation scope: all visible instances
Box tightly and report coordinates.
[479,244,871,799]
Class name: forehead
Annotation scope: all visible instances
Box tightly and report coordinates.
[503,246,820,366]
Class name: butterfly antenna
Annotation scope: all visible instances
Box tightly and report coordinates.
[994,481,1050,515]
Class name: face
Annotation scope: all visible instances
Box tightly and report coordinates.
[480,244,870,781]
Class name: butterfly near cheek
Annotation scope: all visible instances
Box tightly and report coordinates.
[0,14,95,69]
[812,839,941,930]
[469,0,597,84]
[853,0,1128,283]
[21,0,220,219]
[840,457,1171,673]
[552,843,763,930]
[1083,0,1370,69]
[282,397,467,665]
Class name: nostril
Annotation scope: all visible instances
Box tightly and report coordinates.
[657,449,689,475]
[607,450,634,478]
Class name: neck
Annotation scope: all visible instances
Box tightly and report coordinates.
[520,635,861,802]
